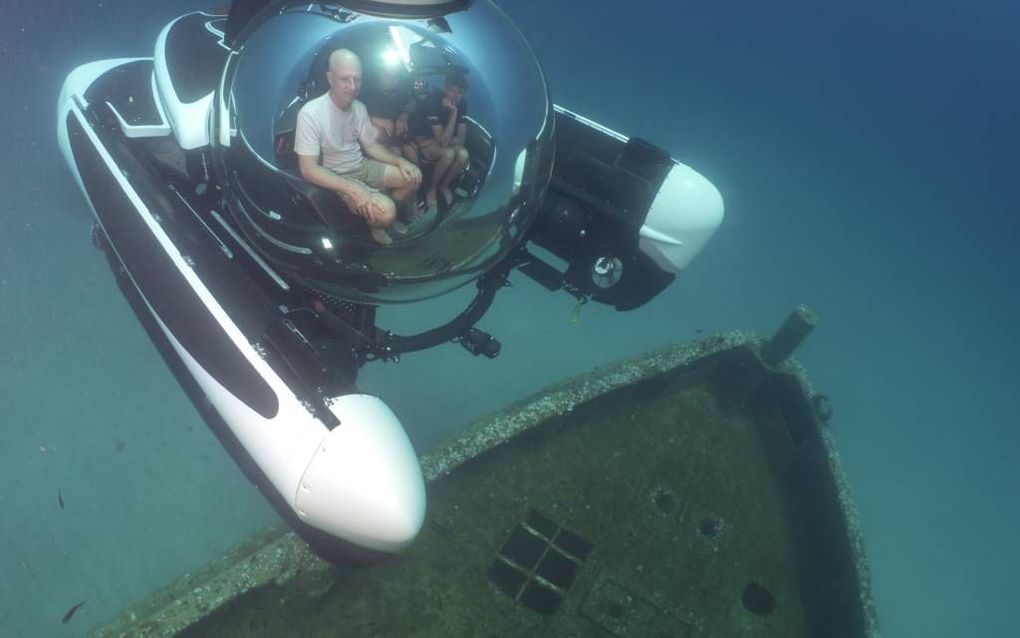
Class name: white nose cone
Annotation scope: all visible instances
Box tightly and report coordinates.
[295,395,426,553]
[638,162,725,273]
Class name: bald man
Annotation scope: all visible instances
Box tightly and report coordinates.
[295,49,421,245]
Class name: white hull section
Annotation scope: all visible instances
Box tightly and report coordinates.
[640,163,725,273]
[57,58,149,198]
[58,75,426,553]
[552,105,724,274]
[154,15,216,150]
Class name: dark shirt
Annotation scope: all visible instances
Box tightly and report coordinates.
[410,89,469,139]
[360,82,413,122]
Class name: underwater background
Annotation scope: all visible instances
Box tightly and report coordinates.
[1,0,1017,636]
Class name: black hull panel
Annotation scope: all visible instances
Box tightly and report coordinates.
[66,104,281,418]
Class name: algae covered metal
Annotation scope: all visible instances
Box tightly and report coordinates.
[93,308,879,638]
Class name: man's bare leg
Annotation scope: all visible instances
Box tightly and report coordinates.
[401,143,419,165]
[439,146,469,205]
[422,144,456,210]
[366,193,396,245]
[381,164,419,224]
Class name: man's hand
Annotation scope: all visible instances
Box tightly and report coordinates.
[394,113,409,137]
[376,119,394,139]
[397,158,422,185]
[340,183,383,222]
[442,96,458,112]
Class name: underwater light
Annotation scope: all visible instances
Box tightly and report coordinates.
[380,46,401,67]
[388,25,412,66]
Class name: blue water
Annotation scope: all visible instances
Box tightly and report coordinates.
[2,1,1017,636]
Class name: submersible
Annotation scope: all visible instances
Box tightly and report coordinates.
[57,0,724,559]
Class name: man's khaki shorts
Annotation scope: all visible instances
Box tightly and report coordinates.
[337,159,388,191]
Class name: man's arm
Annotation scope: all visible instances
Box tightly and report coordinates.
[369,115,394,139]
[362,143,421,184]
[430,104,458,146]
[393,99,415,137]
[297,154,382,220]
[362,143,403,166]
[450,121,467,148]
[297,154,365,196]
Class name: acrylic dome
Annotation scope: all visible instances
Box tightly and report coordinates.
[212,0,554,303]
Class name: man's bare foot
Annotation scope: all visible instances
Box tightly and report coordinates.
[423,190,439,216]
[401,201,424,223]
[440,186,454,206]
[406,204,425,222]
[370,228,393,245]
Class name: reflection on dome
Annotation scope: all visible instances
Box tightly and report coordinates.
[213,2,554,304]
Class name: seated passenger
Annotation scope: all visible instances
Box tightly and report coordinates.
[410,72,470,215]
[361,64,418,165]
[295,49,421,245]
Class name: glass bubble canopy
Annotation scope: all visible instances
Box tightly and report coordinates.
[214,1,554,303]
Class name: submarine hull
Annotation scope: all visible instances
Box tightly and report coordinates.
[58,58,426,557]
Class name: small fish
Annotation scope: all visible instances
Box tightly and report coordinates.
[62,601,85,624]
[58,490,64,510]
[695,328,704,334]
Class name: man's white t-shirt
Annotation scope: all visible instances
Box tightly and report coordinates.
[294,93,378,174]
